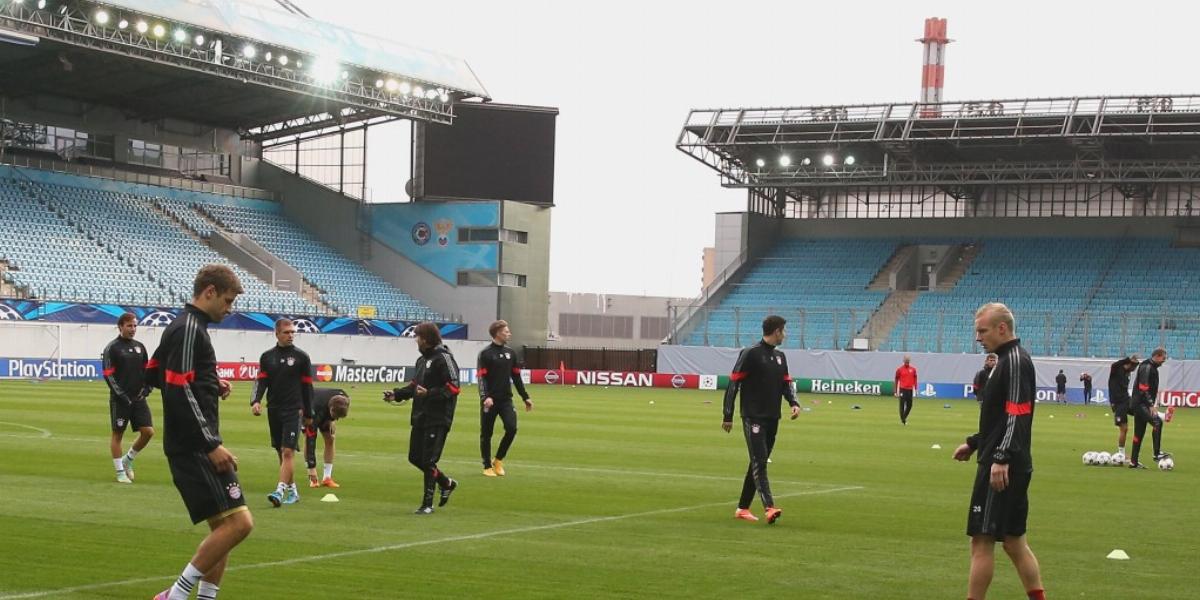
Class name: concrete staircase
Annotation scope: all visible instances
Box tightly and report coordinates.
[857,290,920,349]
[868,245,916,290]
[185,205,334,314]
[935,242,981,290]
[0,259,23,298]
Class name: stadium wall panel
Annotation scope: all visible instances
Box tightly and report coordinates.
[0,321,487,367]
[764,216,1186,241]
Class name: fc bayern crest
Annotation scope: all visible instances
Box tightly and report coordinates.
[227,483,242,500]
[286,357,295,366]
[412,222,431,246]
[751,424,761,434]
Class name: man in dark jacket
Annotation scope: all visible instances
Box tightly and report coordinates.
[478,319,533,477]
[953,303,1045,600]
[103,312,153,483]
[1129,348,1170,469]
[1108,354,1139,456]
[386,322,461,514]
[1055,370,1067,403]
[721,315,800,525]
[972,354,997,402]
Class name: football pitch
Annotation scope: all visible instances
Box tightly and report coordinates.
[0,380,1194,599]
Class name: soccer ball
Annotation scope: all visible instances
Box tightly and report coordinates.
[1111,452,1126,466]
[140,311,176,327]
[1083,451,1098,465]
[1096,452,1112,466]
[292,318,320,334]
[1158,457,1175,471]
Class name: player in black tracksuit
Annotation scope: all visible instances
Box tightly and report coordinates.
[386,323,461,514]
[1055,370,1067,403]
[305,388,350,487]
[722,315,800,525]
[1129,349,1169,468]
[1108,355,1139,456]
[251,319,314,507]
[972,354,997,402]
[953,304,1044,600]
[103,312,153,482]
[145,266,253,600]
[477,320,533,476]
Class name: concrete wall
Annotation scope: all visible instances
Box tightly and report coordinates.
[548,292,689,350]
[0,321,488,366]
[498,201,552,348]
[241,158,496,336]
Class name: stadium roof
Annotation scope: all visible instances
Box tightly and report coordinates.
[679,95,1200,189]
[97,0,489,98]
[0,0,489,139]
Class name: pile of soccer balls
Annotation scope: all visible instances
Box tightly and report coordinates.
[1081,451,1125,467]
[1081,451,1175,470]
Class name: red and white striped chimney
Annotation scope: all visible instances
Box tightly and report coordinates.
[917,17,951,117]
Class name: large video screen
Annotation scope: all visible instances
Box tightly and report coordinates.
[418,103,557,205]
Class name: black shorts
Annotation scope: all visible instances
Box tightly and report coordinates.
[966,463,1031,540]
[167,451,247,524]
[1111,401,1130,426]
[268,408,301,450]
[110,399,152,432]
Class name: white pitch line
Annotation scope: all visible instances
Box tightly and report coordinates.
[0,422,52,438]
[0,485,864,599]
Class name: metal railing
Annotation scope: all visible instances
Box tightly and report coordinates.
[671,306,1200,359]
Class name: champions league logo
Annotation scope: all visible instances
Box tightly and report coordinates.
[140,311,176,327]
[292,318,320,334]
[412,222,431,246]
[0,304,23,320]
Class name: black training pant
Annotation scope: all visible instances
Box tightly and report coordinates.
[480,401,518,468]
[738,418,779,510]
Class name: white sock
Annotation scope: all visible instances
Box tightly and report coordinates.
[288,483,297,493]
[276,482,287,494]
[196,581,220,600]
[168,563,203,600]
[125,448,140,461]
[1118,446,1126,454]
[323,463,334,479]
[113,458,124,472]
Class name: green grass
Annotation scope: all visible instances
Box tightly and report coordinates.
[0,381,1195,599]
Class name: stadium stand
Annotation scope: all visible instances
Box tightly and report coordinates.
[197,202,441,320]
[685,236,1200,357]
[684,239,894,349]
[0,169,442,320]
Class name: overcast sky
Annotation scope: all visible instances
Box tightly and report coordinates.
[296,0,1192,298]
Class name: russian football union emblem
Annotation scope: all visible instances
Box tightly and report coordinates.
[412,222,431,246]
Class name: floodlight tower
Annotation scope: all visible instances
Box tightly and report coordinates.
[917,17,951,117]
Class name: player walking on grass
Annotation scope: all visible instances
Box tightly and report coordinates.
[251,318,314,507]
[148,265,253,600]
[953,303,1045,600]
[305,388,350,488]
[722,315,800,525]
[1128,348,1170,469]
[478,320,533,477]
[103,312,153,483]
[895,355,918,425]
[385,322,461,514]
